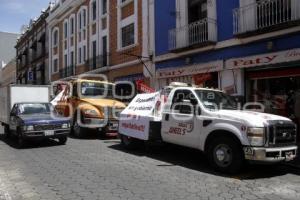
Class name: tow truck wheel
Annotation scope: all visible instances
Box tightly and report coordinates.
[58,136,68,145]
[120,134,143,150]
[73,113,85,138]
[207,136,244,174]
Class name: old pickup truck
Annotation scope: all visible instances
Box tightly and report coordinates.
[0,85,70,148]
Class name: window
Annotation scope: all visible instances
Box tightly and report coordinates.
[102,36,107,66]
[83,9,87,27]
[121,23,135,47]
[79,13,82,29]
[64,54,68,68]
[188,0,207,24]
[92,41,97,69]
[53,29,58,46]
[64,22,68,38]
[70,17,74,35]
[83,45,86,62]
[79,47,82,64]
[171,90,198,114]
[70,51,74,66]
[102,0,107,15]
[53,59,58,73]
[92,1,97,20]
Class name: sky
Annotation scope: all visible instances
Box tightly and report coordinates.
[0,0,50,34]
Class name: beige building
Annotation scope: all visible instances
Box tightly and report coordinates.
[47,0,155,85]
[0,59,16,87]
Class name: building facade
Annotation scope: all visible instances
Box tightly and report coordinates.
[0,59,17,87]
[15,8,50,85]
[0,31,19,68]
[47,0,155,85]
[154,0,300,126]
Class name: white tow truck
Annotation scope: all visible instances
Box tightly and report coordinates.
[118,83,298,173]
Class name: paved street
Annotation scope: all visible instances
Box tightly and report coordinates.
[0,128,299,200]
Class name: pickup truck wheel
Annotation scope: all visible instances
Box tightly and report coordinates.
[207,137,244,174]
[58,136,68,145]
[120,134,143,150]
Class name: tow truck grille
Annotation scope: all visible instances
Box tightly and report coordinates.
[34,124,62,131]
[268,121,297,146]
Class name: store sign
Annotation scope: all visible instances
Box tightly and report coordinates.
[193,73,212,85]
[27,71,33,81]
[226,48,300,69]
[157,60,223,79]
[136,80,155,93]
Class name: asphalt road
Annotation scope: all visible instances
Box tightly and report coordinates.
[0,128,299,200]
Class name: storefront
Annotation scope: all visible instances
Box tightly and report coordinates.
[156,60,223,89]
[226,48,300,132]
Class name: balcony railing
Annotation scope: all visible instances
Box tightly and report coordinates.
[60,65,75,78]
[233,0,300,35]
[169,18,217,51]
[86,54,108,70]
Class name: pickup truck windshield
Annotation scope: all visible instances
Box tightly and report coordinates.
[81,82,113,98]
[19,103,51,115]
[195,90,237,110]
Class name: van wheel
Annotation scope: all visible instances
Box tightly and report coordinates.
[120,134,143,150]
[4,125,10,139]
[207,136,244,174]
[58,136,68,145]
[17,130,25,149]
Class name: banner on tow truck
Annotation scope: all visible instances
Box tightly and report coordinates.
[118,92,162,140]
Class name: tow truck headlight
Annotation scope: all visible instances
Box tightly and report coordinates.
[23,125,34,131]
[62,123,70,129]
[247,127,265,146]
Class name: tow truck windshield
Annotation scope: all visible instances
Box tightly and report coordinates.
[195,90,237,110]
[81,82,114,98]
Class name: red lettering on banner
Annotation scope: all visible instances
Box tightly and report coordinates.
[121,123,145,132]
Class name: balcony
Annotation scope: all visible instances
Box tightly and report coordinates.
[86,55,108,70]
[59,65,75,78]
[233,0,300,36]
[169,18,217,51]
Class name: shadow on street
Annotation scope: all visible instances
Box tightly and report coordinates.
[108,142,300,180]
[0,135,63,149]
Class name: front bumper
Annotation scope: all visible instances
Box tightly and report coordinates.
[244,146,298,162]
[82,118,119,132]
[22,129,70,139]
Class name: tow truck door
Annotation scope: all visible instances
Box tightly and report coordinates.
[161,89,202,149]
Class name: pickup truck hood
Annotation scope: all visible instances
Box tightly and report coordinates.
[19,114,70,125]
[215,110,291,127]
[81,98,126,108]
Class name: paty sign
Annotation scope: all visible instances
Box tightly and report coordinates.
[226,48,300,69]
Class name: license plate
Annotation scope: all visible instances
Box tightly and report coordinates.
[109,123,118,130]
[45,130,54,136]
[284,151,294,161]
